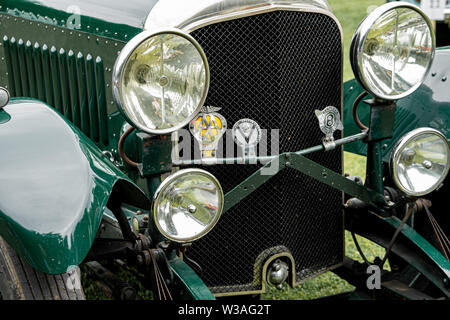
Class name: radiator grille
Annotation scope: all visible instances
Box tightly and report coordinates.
[188,10,343,294]
[2,36,108,145]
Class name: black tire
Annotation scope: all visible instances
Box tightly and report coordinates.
[0,236,85,300]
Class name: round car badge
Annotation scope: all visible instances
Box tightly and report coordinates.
[314,106,343,138]
[190,106,227,159]
[232,119,261,157]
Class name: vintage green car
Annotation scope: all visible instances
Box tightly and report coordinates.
[0,0,449,300]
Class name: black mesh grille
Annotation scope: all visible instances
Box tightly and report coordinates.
[188,10,343,294]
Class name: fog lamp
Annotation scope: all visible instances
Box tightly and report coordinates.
[390,128,450,196]
[350,2,435,100]
[113,29,209,134]
[153,169,224,242]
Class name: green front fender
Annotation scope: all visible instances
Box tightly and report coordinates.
[0,98,149,274]
[343,46,450,159]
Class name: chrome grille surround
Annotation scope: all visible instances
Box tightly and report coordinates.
[153,3,345,295]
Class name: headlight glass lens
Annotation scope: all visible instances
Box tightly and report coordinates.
[117,31,209,134]
[391,128,450,196]
[153,169,223,242]
[352,4,434,100]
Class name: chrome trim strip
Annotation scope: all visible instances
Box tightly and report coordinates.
[145,0,333,31]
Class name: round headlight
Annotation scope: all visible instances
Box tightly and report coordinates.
[390,128,450,196]
[350,2,435,100]
[113,29,209,134]
[153,169,224,243]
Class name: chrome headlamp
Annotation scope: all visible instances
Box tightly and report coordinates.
[390,128,450,197]
[113,29,209,134]
[350,2,435,100]
[153,169,224,243]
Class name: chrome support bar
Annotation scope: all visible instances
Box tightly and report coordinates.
[173,131,368,166]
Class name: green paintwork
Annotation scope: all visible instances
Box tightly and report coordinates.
[138,133,173,176]
[343,47,450,160]
[365,141,385,196]
[0,0,158,42]
[168,257,215,300]
[363,101,397,195]
[0,98,149,274]
[0,109,10,123]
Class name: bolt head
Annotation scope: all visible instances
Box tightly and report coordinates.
[188,204,197,214]
[423,160,432,169]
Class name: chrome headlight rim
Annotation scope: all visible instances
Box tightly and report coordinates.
[390,127,450,197]
[112,28,210,135]
[152,168,224,243]
[350,2,436,101]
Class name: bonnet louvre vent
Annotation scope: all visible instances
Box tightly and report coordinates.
[3,36,108,145]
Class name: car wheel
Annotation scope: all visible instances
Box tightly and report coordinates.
[0,236,85,300]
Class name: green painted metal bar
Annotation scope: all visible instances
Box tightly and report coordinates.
[49,46,62,112]
[95,56,108,146]
[289,153,386,207]
[385,216,450,281]
[24,41,37,99]
[41,45,53,107]
[2,36,16,97]
[224,152,386,214]
[76,52,90,136]
[168,257,215,300]
[86,54,99,142]
[58,48,71,120]
[67,50,80,127]
[224,155,287,213]
[17,39,30,97]
[32,42,46,102]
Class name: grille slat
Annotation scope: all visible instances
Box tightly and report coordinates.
[68,50,80,126]
[95,57,108,146]
[25,41,37,99]
[86,54,100,142]
[4,38,108,145]
[50,46,62,113]
[76,52,90,137]
[8,38,22,96]
[58,49,71,121]
[41,45,53,107]
[33,42,46,102]
[17,39,29,97]
[188,10,343,294]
